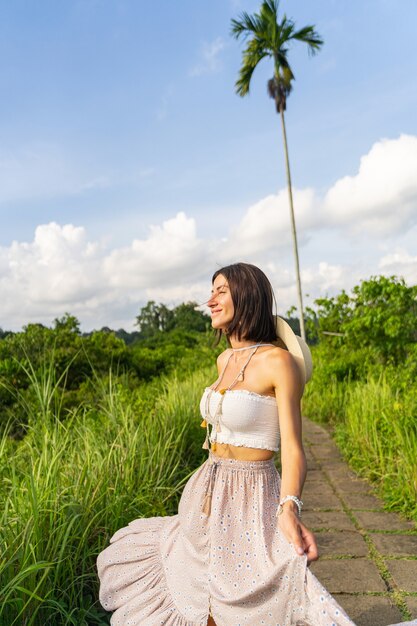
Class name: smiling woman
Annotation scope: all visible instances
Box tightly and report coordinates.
[96,262,416,626]
[209,277,235,330]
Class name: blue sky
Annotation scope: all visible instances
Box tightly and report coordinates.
[1,0,417,330]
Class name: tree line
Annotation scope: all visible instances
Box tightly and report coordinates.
[0,275,415,437]
[0,302,213,436]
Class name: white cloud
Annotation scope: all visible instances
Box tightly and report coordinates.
[0,212,415,331]
[224,135,417,258]
[224,188,317,259]
[103,212,207,289]
[1,134,417,331]
[264,261,362,317]
[302,262,348,294]
[0,214,211,330]
[378,248,417,284]
[324,134,417,236]
[189,37,225,77]
[0,223,107,326]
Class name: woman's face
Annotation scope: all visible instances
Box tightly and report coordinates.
[208,274,235,331]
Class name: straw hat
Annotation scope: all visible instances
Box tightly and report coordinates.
[274,316,313,389]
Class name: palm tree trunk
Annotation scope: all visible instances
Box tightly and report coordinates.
[279,109,306,341]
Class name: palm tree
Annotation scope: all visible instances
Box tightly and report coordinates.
[231,0,323,341]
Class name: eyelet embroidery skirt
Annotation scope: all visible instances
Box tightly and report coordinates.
[97,452,415,626]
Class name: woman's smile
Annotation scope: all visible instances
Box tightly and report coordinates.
[208,274,234,329]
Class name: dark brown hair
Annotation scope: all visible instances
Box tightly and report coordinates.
[212,262,278,343]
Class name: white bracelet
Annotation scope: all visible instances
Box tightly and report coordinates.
[276,495,303,517]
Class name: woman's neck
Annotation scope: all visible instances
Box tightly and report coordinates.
[228,336,273,351]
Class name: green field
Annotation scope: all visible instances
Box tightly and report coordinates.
[0,360,215,625]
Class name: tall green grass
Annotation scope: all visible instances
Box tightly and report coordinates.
[335,376,417,518]
[0,358,214,625]
[303,358,417,521]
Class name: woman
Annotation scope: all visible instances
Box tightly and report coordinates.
[97,263,415,626]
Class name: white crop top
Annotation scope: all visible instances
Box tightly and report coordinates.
[199,343,280,452]
[199,387,280,451]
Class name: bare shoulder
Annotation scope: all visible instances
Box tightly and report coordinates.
[263,345,295,368]
[263,346,302,391]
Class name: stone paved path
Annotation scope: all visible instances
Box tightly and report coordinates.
[302,417,417,626]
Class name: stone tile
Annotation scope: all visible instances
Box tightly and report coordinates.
[318,454,347,465]
[304,469,328,482]
[303,491,342,510]
[342,492,384,510]
[302,481,335,498]
[326,466,362,482]
[324,456,356,466]
[315,531,368,557]
[332,594,403,626]
[310,559,386,593]
[302,429,327,440]
[303,510,356,531]
[305,452,317,465]
[404,596,417,619]
[355,510,416,532]
[386,559,417,592]
[302,421,328,432]
[303,433,331,445]
[309,441,341,453]
[372,534,417,557]
[333,479,373,494]
[302,419,328,435]
[305,459,321,471]
[302,431,324,441]
[303,433,334,445]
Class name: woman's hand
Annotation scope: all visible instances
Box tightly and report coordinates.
[278,507,319,564]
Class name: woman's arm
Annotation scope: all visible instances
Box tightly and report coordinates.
[271,349,319,564]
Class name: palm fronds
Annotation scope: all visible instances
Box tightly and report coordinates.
[230,12,266,40]
[231,0,323,99]
[290,25,324,55]
[234,38,270,96]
